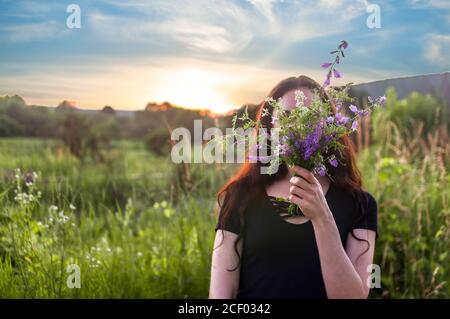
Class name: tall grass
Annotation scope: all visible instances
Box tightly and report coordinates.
[0,133,448,298]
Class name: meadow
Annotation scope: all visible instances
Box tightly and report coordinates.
[0,90,449,298]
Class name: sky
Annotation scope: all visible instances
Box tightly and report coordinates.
[0,0,449,113]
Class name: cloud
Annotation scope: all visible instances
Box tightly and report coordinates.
[409,0,450,9]
[90,0,370,56]
[0,21,66,42]
[246,0,278,26]
[88,1,257,54]
[425,33,450,67]
[0,1,69,42]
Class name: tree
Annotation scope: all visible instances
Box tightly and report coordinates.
[0,115,23,136]
[101,106,115,115]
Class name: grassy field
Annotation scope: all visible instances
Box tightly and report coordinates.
[0,137,448,298]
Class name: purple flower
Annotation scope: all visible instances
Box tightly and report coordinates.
[321,62,332,68]
[289,132,296,140]
[336,113,349,125]
[329,157,338,168]
[335,104,341,111]
[314,165,326,177]
[323,133,334,144]
[339,40,348,49]
[349,104,370,117]
[351,119,358,131]
[323,78,331,87]
[333,69,341,78]
[304,147,314,160]
[349,104,359,113]
[340,117,349,124]
[336,55,340,64]
[271,116,278,125]
[327,116,334,124]
[379,95,386,104]
[300,123,323,160]
[279,144,292,157]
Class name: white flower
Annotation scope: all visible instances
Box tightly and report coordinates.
[295,90,307,107]
[69,204,76,211]
[58,211,70,223]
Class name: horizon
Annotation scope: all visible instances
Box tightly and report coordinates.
[4,69,450,115]
[1,0,450,113]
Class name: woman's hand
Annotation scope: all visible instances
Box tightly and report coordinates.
[288,166,332,222]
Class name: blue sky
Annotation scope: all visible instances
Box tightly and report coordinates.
[0,0,449,112]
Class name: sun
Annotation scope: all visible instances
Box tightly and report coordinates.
[154,68,233,114]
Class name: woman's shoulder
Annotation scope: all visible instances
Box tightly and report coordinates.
[351,188,378,233]
[360,190,377,210]
[333,183,377,206]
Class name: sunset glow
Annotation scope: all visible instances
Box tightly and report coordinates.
[154,68,232,114]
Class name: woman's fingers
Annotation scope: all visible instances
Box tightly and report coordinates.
[288,194,302,207]
[289,185,305,198]
[292,166,316,184]
[289,176,311,190]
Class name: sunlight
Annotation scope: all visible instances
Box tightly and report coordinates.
[154,68,233,114]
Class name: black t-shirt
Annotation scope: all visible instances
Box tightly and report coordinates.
[214,181,378,299]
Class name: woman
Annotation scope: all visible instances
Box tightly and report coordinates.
[209,75,378,299]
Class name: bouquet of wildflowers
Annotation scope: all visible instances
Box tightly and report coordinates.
[220,41,386,216]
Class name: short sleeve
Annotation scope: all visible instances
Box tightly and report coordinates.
[352,191,378,237]
[214,192,242,235]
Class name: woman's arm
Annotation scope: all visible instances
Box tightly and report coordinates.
[289,166,376,299]
[312,216,376,298]
[209,230,243,299]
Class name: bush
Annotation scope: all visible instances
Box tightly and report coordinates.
[372,87,449,145]
[0,115,23,137]
[145,128,171,156]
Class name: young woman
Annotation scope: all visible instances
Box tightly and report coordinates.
[209,75,378,299]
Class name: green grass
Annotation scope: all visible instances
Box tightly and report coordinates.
[0,137,448,298]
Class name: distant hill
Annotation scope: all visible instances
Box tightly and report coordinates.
[350,71,450,107]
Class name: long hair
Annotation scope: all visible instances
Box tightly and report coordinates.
[215,75,370,271]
